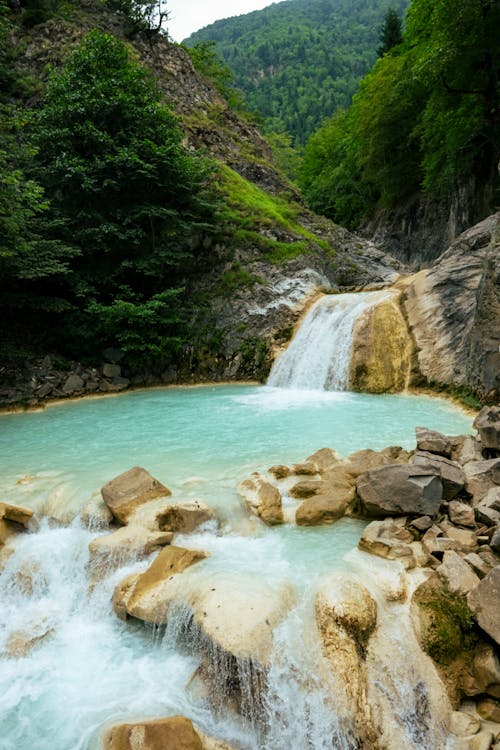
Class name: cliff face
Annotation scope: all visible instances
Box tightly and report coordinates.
[402,213,500,403]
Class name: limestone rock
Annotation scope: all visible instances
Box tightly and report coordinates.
[464,459,500,505]
[295,483,353,526]
[0,502,34,527]
[113,545,209,623]
[268,464,290,479]
[349,291,412,393]
[305,447,341,472]
[103,716,203,750]
[464,553,493,579]
[343,446,409,479]
[101,467,171,525]
[442,525,477,551]
[356,463,443,518]
[465,731,495,750]
[358,519,415,568]
[289,479,322,499]
[449,710,481,736]
[468,567,500,646]
[416,427,452,457]
[402,213,500,402]
[448,501,476,528]
[474,406,500,451]
[412,451,465,500]
[478,697,500,722]
[80,494,113,530]
[155,500,215,533]
[468,643,500,698]
[437,551,480,595]
[238,475,283,525]
[292,461,319,475]
[88,527,173,576]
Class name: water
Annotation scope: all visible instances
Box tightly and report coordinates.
[268,292,394,390]
[0,385,472,749]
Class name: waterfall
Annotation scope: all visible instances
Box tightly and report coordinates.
[268,291,393,391]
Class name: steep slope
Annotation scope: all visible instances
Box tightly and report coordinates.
[185,0,409,145]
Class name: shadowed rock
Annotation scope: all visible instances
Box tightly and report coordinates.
[356,464,443,518]
[474,406,500,451]
[468,567,500,646]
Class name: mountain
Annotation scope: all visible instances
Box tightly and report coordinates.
[184,0,409,145]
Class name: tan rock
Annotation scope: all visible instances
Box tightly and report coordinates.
[449,710,481,736]
[0,502,34,527]
[476,697,500,722]
[443,526,478,551]
[295,485,353,526]
[437,551,480,595]
[289,479,322,499]
[466,731,495,750]
[196,730,237,750]
[103,716,203,750]
[238,475,283,525]
[464,552,493,579]
[468,643,500,698]
[292,461,319,475]
[3,623,52,659]
[113,545,209,623]
[101,467,171,525]
[349,292,412,393]
[268,464,290,479]
[155,500,215,533]
[448,501,476,528]
[358,519,415,568]
[89,527,173,576]
[80,494,114,530]
[305,447,341,472]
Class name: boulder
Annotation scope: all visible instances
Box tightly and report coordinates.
[80,494,113,530]
[0,502,35,546]
[88,527,173,576]
[467,643,500,698]
[101,467,171,525]
[288,480,322,499]
[292,461,319,475]
[437,551,480,595]
[343,447,408,479]
[474,406,500,451]
[464,459,500,505]
[305,447,341,472]
[358,519,415,568]
[416,427,452,457]
[268,464,290,480]
[463,553,493,579]
[412,451,465,500]
[468,567,500,646]
[491,528,500,553]
[155,500,215,533]
[442,525,478,551]
[102,363,121,379]
[113,545,209,623]
[102,716,203,750]
[450,435,484,466]
[237,475,283,525]
[476,697,500,722]
[448,501,476,528]
[421,526,461,558]
[410,515,433,532]
[62,373,84,394]
[295,470,354,526]
[356,463,443,518]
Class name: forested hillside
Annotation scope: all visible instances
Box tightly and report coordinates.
[185,0,409,145]
[300,0,500,250]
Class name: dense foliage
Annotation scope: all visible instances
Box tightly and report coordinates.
[0,29,217,364]
[301,0,500,228]
[186,0,409,146]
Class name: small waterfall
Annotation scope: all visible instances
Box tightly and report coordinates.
[268,291,393,391]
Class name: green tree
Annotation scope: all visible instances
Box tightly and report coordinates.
[377,7,403,56]
[28,30,216,362]
[106,0,169,34]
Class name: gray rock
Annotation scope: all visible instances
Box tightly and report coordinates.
[62,373,84,394]
[412,451,465,500]
[468,566,500,646]
[358,519,415,568]
[464,552,493,579]
[474,405,500,451]
[464,459,500,504]
[415,427,451,457]
[102,363,121,379]
[356,463,443,518]
[476,505,500,526]
[437,550,480,595]
[490,528,500,553]
[35,382,53,398]
[410,515,433,532]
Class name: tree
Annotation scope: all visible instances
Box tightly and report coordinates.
[27,30,216,361]
[106,0,169,35]
[377,7,403,56]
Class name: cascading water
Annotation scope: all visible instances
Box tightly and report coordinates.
[267,291,393,390]
[0,386,472,749]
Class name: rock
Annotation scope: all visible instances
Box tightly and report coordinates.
[476,697,500,722]
[295,471,354,526]
[450,435,485,466]
[101,467,171,525]
[0,502,34,527]
[358,519,415,568]
[476,506,500,526]
[484,487,500,512]
[416,427,452,457]
[289,479,322,499]
[155,500,215,533]
[468,567,500,645]
[102,363,121,379]
[356,463,443,518]
[268,464,290,479]
[449,710,481,736]
[113,545,209,623]
[464,459,500,505]
[402,213,500,402]
[343,447,407,479]
[3,624,52,659]
[448,501,477,528]
[468,643,500,698]
[443,525,477,551]
[103,716,203,750]
[305,447,341,472]
[491,528,500,553]
[292,461,319,475]
[412,451,466,500]
[196,730,236,750]
[437,551,480,595]
[421,532,461,559]
[237,475,284,525]
[79,494,113,530]
[62,373,84,394]
[88,527,173,576]
[464,552,493,579]
[474,406,500,451]
[410,515,434,532]
[466,731,495,750]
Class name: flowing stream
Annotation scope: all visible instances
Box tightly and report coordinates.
[0,384,472,749]
[268,291,393,390]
